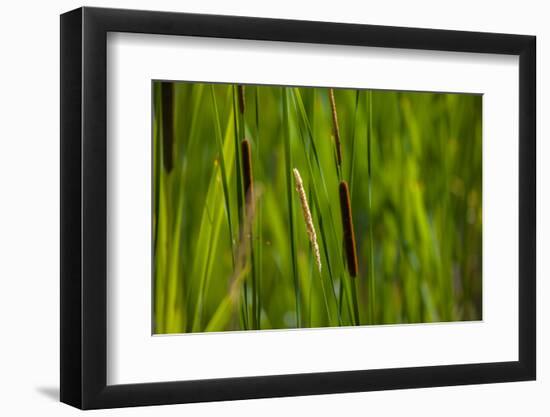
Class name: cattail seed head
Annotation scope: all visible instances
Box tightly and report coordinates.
[339,180,358,277]
[238,85,246,114]
[293,168,322,274]
[329,88,342,167]
[241,139,254,213]
[161,82,174,173]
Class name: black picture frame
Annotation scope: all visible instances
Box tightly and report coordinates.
[60,6,536,410]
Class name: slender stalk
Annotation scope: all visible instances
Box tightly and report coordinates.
[339,181,358,277]
[318,215,341,325]
[254,86,263,329]
[241,140,254,213]
[240,139,258,329]
[238,85,246,114]
[367,90,376,324]
[349,277,360,325]
[160,83,175,330]
[232,85,248,329]
[210,85,236,266]
[161,82,174,173]
[153,84,164,332]
[339,180,359,326]
[283,88,301,327]
[232,85,244,228]
[348,90,360,199]
[329,88,343,170]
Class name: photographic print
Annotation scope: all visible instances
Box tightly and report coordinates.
[61,9,536,407]
[153,82,482,334]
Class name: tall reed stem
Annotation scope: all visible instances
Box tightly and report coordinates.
[161,82,174,173]
[254,87,263,329]
[367,90,376,324]
[283,88,301,327]
[339,181,358,277]
[232,85,248,329]
[339,180,360,325]
[241,139,259,329]
[329,88,343,170]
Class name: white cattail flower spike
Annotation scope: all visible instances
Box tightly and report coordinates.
[292,168,322,274]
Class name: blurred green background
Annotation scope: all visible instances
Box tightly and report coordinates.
[153,81,482,334]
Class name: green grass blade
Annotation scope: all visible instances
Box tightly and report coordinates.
[211,85,236,264]
[186,96,236,332]
[348,90,360,198]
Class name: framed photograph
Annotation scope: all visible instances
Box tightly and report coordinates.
[60,6,536,409]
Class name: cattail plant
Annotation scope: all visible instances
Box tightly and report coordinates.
[161,82,174,172]
[339,180,358,277]
[241,139,254,214]
[240,138,260,329]
[238,85,246,114]
[329,88,342,167]
[293,168,322,274]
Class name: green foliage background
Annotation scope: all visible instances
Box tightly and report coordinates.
[153,81,482,334]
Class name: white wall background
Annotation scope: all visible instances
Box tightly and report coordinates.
[0,0,545,415]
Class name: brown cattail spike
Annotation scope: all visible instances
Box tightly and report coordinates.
[339,181,358,277]
[329,88,342,167]
[161,82,174,173]
[238,85,246,114]
[241,139,254,213]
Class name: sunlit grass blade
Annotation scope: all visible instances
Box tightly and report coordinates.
[186,91,236,332]
[211,85,236,262]
[205,265,250,332]
[318,215,341,325]
[163,84,207,332]
[206,178,259,332]
[192,201,223,331]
